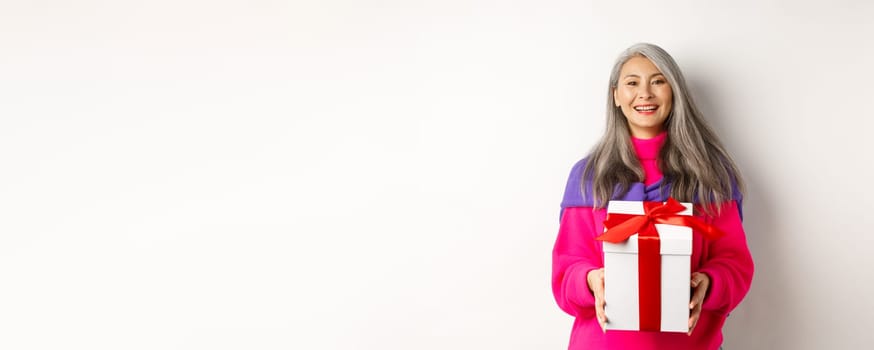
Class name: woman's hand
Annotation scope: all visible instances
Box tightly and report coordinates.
[688,272,710,335]
[587,268,607,332]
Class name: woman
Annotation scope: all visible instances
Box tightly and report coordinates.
[551,43,754,349]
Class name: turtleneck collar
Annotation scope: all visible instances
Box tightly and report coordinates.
[631,131,667,160]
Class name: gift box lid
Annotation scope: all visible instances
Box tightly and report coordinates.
[602,200,693,255]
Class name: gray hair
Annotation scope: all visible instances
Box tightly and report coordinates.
[583,43,744,214]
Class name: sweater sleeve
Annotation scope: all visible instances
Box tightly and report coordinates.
[697,200,755,315]
[552,206,603,317]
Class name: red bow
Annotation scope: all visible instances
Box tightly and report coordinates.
[597,197,726,243]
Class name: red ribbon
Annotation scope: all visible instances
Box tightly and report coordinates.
[597,197,726,331]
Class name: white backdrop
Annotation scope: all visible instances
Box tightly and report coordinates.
[2,1,873,349]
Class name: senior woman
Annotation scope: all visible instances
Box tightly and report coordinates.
[551,43,753,350]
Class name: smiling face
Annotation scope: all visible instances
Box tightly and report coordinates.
[613,56,674,138]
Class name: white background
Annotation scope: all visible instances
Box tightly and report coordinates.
[1,1,872,349]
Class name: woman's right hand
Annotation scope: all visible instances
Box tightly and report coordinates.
[587,268,607,332]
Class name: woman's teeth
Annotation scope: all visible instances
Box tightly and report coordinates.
[634,105,658,111]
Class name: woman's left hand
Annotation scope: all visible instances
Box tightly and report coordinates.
[688,272,710,335]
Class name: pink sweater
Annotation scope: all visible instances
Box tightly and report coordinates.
[552,133,754,349]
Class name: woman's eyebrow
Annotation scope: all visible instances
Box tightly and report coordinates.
[622,73,665,78]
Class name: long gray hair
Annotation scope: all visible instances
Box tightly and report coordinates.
[582,43,744,215]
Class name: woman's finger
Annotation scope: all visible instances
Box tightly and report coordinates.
[688,295,702,334]
[595,277,607,331]
[595,293,607,332]
[688,310,700,335]
[688,273,709,335]
[588,268,607,332]
[689,274,709,309]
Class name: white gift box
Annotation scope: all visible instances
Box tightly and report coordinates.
[603,200,692,333]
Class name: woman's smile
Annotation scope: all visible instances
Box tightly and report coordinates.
[633,104,660,115]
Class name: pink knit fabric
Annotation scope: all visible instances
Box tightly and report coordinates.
[631,131,667,185]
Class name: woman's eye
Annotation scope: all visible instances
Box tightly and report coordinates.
[626,81,637,86]
[652,79,666,85]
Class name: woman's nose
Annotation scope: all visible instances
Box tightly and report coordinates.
[638,85,654,99]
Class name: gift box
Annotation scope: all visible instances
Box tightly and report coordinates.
[600,200,693,333]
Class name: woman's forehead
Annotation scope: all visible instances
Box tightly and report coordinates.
[620,56,664,77]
